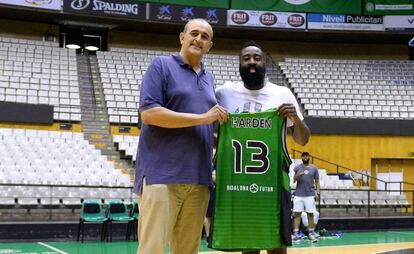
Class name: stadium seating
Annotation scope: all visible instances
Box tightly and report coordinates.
[279,58,414,119]
[0,128,132,209]
[107,199,134,241]
[288,158,410,213]
[96,47,241,124]
[77,199,109,243]
[113,135,139,162]
[0,36,80,121]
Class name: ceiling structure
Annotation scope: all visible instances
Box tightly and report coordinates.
[0,4,412,45]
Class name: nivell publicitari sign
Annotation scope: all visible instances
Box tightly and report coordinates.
[63,0,146,18]
[307,13,384,31]
[0,0,61,10]
[228,9,306,29]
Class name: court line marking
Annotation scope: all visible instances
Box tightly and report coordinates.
[375,247,414,254]
[290,242,414,249]
[388,231,414,235]
[37,242,68,254]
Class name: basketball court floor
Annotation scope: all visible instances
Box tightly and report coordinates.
[1,230,413,254]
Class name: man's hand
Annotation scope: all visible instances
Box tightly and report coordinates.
[204,104,228,125]
[295,171,303,177]
[293,171,303,182]
[277,103,300,124]
[277,103,310,146]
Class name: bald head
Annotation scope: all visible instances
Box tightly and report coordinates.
[183,18,213,39]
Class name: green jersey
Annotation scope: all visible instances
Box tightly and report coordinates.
[211,110,292,251]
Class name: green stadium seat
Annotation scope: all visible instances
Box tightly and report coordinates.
[107,199,134,241]
[77,199,108,243]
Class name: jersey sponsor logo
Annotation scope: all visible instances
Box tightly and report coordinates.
[226,183,274,193]
[249,183,259,193]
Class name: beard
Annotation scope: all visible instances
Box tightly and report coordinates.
[302,158,309,164]
[239,64,266,89]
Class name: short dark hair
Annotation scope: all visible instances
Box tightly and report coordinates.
[301,152,309,156]
[241,40,262,51]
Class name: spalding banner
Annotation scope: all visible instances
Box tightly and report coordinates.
[63,0,146,18]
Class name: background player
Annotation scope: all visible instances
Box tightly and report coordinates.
[292,152,320,242]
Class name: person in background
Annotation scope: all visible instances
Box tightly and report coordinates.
[204,170,216,242]
[292,152,320,242]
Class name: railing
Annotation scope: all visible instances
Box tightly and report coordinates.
[77,52,98,120]
[0,183,134,222]
[2,182,412,221]
[291,149,414,193]
[264,53,282,84]
[314,188,414,217]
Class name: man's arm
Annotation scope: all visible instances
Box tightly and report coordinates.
[293,168,302,183]
[141,104,228,128]
[315,178,320,194]
[291,119,311,146]
[139,57,227,128]
[314,177,320,200]
[277,104,310,145]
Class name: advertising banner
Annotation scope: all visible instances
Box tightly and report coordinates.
[308,13,384,31]
[0,0,61,10]
[231,0,361,15]
[363,0,414,15]
[63,0,146,18]
[228,9,306,29]
[384,15,414,30]
[149,3,227,25]
[134,0,229,9]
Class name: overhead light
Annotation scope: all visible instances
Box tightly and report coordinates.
[66,44,81,49]
[85,45,99,51]
[64,32,83,50]
[84,35,101,51]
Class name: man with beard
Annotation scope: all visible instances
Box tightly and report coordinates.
[214,41,310,254]
[292,151,320,242]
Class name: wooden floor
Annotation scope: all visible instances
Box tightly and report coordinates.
[203,243,414,254]
[204,230,414,254]
[289,243,414,254]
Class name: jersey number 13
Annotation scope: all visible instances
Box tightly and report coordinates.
[232,139,269,175]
